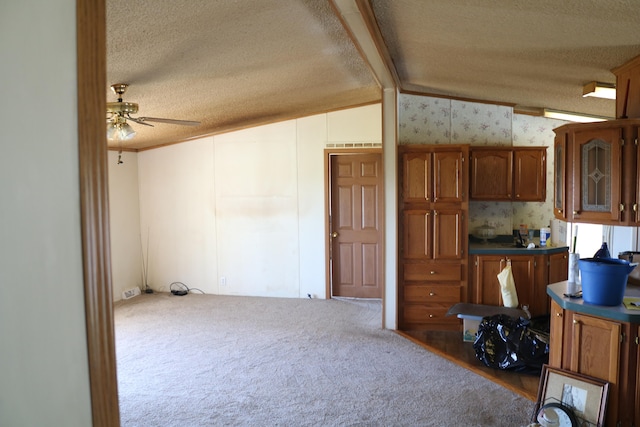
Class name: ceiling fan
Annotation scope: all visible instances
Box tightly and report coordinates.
[106,83,200,142]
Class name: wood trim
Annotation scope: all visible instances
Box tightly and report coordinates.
[354,0,401,88]
[129,100,382,152]
[77,0,121,425]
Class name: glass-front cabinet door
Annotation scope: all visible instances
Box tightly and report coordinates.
[572,127,622,222]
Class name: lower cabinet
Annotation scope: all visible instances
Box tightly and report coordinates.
[549,300,635,426]
[399,261,464,330]
[470,250,567,318]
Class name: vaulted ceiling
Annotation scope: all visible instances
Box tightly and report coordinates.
[107,0,640,150]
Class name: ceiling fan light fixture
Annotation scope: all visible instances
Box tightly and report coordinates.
[120,122,136,140]
[543,108,610,123]
[582,81,616,100]
[107,119,137,141]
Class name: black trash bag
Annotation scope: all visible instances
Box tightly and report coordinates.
[472,314,549,375]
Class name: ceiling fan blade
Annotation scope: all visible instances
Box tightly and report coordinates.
[126,117,154,127]
[136,116,201,126]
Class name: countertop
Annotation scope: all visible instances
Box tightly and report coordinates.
[469,241,569,255]
[547,281,640,323]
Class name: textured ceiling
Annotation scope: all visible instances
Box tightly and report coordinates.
[107,0,640,150]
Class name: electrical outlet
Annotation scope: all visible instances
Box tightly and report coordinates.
[220,276,226,286]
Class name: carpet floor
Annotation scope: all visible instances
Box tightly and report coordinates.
[115,293,536,426]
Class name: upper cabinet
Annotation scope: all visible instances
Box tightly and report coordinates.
[513,148,546,201]
[553,134,567,220]
[470,149,512,200]
[553,120,640,225]
[403,149,466,204]
[554,55,640,225]
[470,147,546,202]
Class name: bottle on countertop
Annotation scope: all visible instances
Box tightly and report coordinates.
[593,242,611,259]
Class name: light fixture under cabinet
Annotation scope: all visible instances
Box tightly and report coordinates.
[582,81,616,100]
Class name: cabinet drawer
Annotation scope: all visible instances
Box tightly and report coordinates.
[403,263,461,281]
[404,285,461,303]
[402,304,459,324]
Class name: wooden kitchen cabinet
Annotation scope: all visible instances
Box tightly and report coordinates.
[573,127,622,223]
[548,251,569,284]
[547,296,634,426]
[553,120,640,225]
[514,148,546,201]
[553,133,568,220]
[548,300,564,368]
[470,147,546,201]
[398,145,469,330]
[402,150,465,204]
[470,149,512,200]
[472,254,537,316]
[471,249,568,318]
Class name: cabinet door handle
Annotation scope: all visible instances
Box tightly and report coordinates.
[429,292,435,296]
[573,319,579,325]
[430,271,436,275]
[429,314,434,318]
[556,312,562,317]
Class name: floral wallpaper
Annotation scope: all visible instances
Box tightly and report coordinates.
[399,93,568,244]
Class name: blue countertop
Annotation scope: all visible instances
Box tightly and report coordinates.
[547,281,640,323]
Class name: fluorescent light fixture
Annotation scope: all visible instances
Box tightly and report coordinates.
[543,108,610,123]
[582,81,616,100]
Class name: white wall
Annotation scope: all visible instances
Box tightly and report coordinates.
[133,104,381,299]
[138,138,217,294]
[0,2,93,426]
[108,151,144,301]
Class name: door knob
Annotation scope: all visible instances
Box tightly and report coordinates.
[331,232,339,238]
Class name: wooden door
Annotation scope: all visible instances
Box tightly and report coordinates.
[330,153,383,298]
[513,148,546,201]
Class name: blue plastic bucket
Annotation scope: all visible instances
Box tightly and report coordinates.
[578,258,637,306]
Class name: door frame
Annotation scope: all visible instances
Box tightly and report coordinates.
[324,148,385,300]
[77,1,121,425]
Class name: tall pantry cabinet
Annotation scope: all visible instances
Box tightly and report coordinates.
[398,145,469,330]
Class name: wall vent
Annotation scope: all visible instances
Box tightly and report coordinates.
[122,287,141,300]
[325,142,381,148]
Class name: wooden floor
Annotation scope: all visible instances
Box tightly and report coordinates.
[397,329,540,402]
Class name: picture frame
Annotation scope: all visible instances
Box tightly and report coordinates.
[532,365,609,426]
